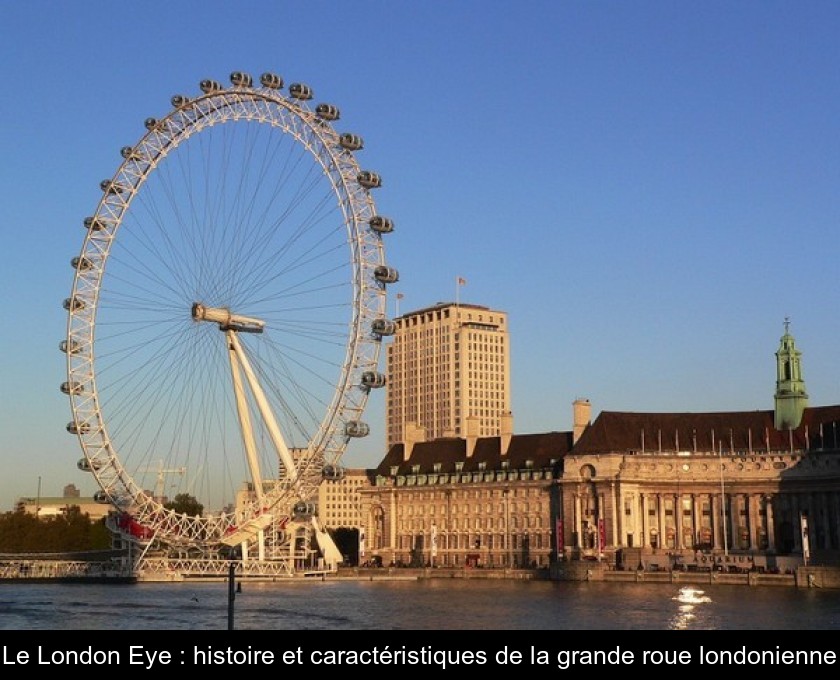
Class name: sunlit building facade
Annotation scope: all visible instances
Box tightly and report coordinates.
[317,467,372,530]
[385,302,511,448]
[557,325,840,571]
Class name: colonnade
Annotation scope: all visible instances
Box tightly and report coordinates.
[565,487,840,555]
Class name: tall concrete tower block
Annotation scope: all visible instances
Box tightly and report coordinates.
[386,302,511,448]
[774,319,808,431]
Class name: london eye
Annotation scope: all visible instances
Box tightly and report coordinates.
[62,71,397,564]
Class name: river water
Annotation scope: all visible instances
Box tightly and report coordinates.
[2,579,840,630]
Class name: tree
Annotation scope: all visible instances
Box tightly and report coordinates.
[164,493,203,516]
[0,508,111,552]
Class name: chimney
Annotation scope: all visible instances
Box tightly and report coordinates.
[465,415,480,458]
[403,422,426,461]
[500,410,513,455]
[573,398,591,444]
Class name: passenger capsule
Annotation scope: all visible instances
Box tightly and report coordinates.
[100,179,127,195]
[60,381,83,395]
[171,94,191,108]
[289,83,313,100]
[84,216,111,231]
[67,421,91,435]
[144,117,159,131]
[357,171,381,189]
[260,72,283,89]
[371,318,396,336]
[369,216,394,234]
[59,339,81,355]
[230,71,253,87]
[63,296,85,312]
[71,256,93,272]
[322,464,345,481]
[77,457,96,472]
[374,265,399,284]
[339,133,363,151]
[361,371,386,389]
[200,79,223,94]
[293,501,316,517]
[315,103,339,121]
[344,421,370,438]
[93,490,111,504]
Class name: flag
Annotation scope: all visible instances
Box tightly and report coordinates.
[396,293,404,300]
[457,277,466,286]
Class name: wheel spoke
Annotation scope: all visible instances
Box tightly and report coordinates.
[64,73,395,560]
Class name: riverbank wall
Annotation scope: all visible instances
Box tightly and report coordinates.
[331,563,840,588]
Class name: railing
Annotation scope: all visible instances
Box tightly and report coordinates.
[0,559,130,580]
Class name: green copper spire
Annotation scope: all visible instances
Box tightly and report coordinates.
[774,317,808,430]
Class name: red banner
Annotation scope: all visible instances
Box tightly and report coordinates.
[598,518,606,550]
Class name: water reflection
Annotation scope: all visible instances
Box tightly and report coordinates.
[670,586,713,629]
[1,580,839,630]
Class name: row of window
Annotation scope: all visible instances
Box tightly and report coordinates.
[398,501,544,515]
[399,516,544,530]
[396,532,546,551]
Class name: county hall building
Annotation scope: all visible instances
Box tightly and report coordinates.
[360,318,840,571]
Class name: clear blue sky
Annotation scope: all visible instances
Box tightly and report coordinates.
[1,1,838,510]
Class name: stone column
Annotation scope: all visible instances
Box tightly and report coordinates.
[640,493,648,547]
[390,488,397,552]
[657,494,665,549]
[675,493,682,550]
[692,494,701,548]
[766,495,776,551]
[574,493,582,549]
[730,494,741,550]
[748,494,759,549]
[712,494,720,550]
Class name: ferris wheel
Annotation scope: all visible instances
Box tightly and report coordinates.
[62,71,397,551]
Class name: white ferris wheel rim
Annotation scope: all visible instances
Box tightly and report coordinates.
[62,72,393,548]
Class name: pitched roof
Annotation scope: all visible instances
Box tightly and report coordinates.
[573,404,840,455]
[374,431,574,476]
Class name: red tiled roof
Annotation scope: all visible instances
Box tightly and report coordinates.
[374,431,574,476]
[572,405,840,455]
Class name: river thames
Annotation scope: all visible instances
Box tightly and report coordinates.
[2,579,839,630]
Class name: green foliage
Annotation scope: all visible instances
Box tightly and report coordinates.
[0,507,111,553]
[163,493,203,516]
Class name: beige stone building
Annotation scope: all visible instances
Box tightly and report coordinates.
[360,322,840,572]
[386,302,511,448]
[317,467,372,530]
[561,403,840,571]
[557,325,840,571]
[360,425,574,568]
